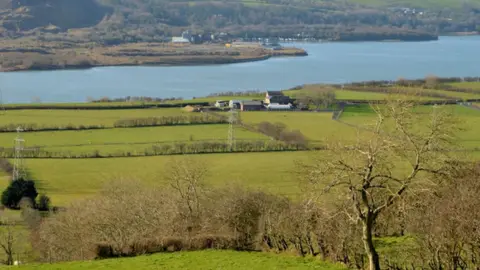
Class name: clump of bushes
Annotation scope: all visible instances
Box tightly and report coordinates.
[0,158,13,175]
[113,115,228,128]
[36,194,51,211]
[257,122,307,147]
[32,178,363,266]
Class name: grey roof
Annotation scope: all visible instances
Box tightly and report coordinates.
[266,91,284,96]
[242,100,263,106]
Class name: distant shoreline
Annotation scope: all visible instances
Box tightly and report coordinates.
[442,31,479,37]
[0,44,308,72]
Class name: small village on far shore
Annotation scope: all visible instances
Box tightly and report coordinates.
[171,30,296,50]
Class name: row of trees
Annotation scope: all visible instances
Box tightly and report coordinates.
[256,122,308,147]
[293,88,337,110]
[113,115,228,128]
[0,139,310,159]
[0,123,105,133]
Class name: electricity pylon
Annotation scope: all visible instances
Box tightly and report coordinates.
[12,127,26,181]
[0,88,5,115]
[228,108,238,151]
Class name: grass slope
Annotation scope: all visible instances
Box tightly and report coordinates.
[284,88,445,101]
[449,82,480,90]
[17,250,345,270]
[340,104,480,149]
[283,89,391,101]
[25,152,310,206]
[241,111,363,142]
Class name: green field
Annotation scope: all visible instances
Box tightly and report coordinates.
[16,250,345,270]
[0,96,478,268]
[0,108,187,127]
[241,111,363,142]
[283,89,392,100]
[0,125,266,155]
[24,152,309,206]
[404,87,480,100]
[449,82,480,90]
[1,81,480,269]
[2,104,476,207]
[285,87,480,101]
[340,104,480,149]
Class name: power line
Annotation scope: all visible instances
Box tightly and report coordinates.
[0,87,5,115]
[12,127,26,181]
[228,108,239,151]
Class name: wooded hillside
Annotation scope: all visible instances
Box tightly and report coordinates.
[0,0,478,43]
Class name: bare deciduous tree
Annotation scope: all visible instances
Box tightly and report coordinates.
[0,219,24,265]
[425,74,439,88]
[302,98,458,270]
[165,158,208,231]
[408,163,480,270]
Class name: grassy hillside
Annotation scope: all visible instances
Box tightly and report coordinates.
[340,104,480,149]
[0,0,448,47]
[16,250,345,270]
[20,152,309,206]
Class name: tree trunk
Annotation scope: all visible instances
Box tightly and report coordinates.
[362,212,381,270]
[306,233,316,256]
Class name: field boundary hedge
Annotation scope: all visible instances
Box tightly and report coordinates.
[0,123,107,133]
[27,138,278,149]
[1,102,210,111]
[0,116,228,133]
[113,114,227,128]
[0,140,318,159]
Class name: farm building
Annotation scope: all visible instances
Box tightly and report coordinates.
[241,101,264,111]
[215,100,228,107]
[229,100,242,109]
[172,37,190,43]
[265,91,291,105]
[266,103,293,111]
[172,30,192,43]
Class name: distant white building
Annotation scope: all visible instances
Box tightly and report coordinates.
[229,100,242,109]
[266,103,293,110]
[215,100,228,108]
[172,30,193,43]
[172,37,190,43]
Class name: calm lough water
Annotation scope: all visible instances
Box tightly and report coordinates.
[1,36,480,103]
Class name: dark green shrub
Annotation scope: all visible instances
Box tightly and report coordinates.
[37,194,51,211]
[1,178,38,209]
